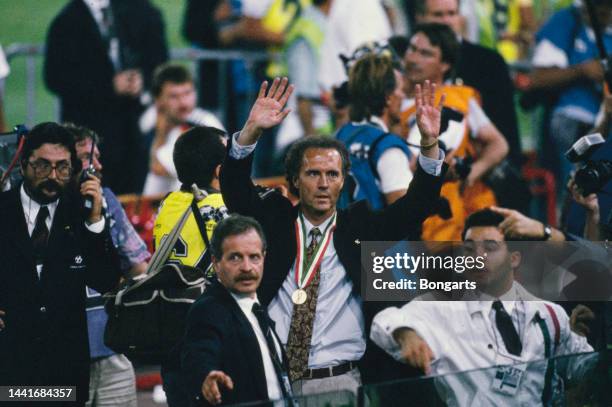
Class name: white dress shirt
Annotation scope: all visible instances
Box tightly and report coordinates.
[268,214,366,369]
[20,185,105,276]
[230,292,283,401]
[371,282,593,406]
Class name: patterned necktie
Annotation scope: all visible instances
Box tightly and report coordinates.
[493,300,522,356]
[31,206,50,265]
[252,303,293,400]
[286,227,322,382]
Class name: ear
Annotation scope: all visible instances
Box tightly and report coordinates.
[510,251,521,270]
[292,175,300,191]
[440,62,451,77]
[214,164,221,179]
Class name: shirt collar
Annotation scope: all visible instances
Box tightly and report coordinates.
[20,184,59,226]
[84,0,110,12]
[229,291,260,315]
[301,212,335,239]
[466,281,521,315]
[354,115,389,133]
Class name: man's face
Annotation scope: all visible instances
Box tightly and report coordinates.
[404,32,449,85]
[75,138,103,177]
[213,229,265,297]
[23,143,72,204]
[463,226,520,294]
[419,0,462,35]
[293,148,344,219]
[156,81,197,125]
[386,70,406,125]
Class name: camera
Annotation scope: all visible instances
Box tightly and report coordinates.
[566,133,612,196]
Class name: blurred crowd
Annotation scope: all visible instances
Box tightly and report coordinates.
[0,0,611,407]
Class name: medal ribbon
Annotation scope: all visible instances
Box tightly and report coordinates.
[294,213,336,289]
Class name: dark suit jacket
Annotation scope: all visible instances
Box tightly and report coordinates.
[43,0,168,193]
[0,187,121,404]
[456,40,522,167]
[181,280,274,406]
[219,137,446,383]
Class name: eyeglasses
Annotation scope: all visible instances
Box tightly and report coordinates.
[27,160,73,179]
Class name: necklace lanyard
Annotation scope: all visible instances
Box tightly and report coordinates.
[293,212,336,289]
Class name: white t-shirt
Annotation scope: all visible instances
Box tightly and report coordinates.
[142,108,225,196]
[0,45,10,80]
[241,0,274,18]
[402,97,491,156]
[319,0,392,90]
[0,45,9,97]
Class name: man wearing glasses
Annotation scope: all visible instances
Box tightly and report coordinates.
[0,122,121,406]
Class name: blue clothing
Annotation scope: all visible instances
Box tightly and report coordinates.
[87,187,150,359]
[536,7,612,123]
[336,122,412,210]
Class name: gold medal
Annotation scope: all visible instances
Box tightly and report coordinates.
[291,289,308,305]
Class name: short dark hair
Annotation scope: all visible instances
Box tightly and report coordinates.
[348,54,397,121]
[63,122,100,145]
[388,35,410,59]
[284,136,350,197]
[414,0,460,16]
[21,122,80,173]
[411,23,459,74]
[151,63,193,98]
[173,126,226,189]
[210,214,267,259]
[461,208,505,240]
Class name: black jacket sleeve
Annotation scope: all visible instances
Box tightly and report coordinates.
[82,223,122,294]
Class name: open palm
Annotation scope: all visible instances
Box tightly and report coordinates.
[415,80,444,142]
[247,77,294,130]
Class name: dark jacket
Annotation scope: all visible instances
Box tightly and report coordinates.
[43,0,168,193]
[181,280,272,406]
[0,187,121,404]
[219,137,447,383]
[456,40,522,167]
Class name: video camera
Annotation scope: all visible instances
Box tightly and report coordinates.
[566,133,612,196]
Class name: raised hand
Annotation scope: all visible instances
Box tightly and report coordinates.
[239,77,294,146]
[415,80,445,144]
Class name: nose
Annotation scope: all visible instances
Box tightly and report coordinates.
[47,167,59,180]
[318,174,329,189]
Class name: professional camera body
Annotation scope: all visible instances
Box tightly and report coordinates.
[566,133,612,196]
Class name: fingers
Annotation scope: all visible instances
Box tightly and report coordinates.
[415,83,423,111]
[267,78,280,99]
[278,83,295,108]
[272,77,289,100]
[0,310,5,330]
[277,108,292,122]
[258,81,268,99]
[489,206,514,218]
[437,92,446,110]
[203,371,233,405]
[429,81,436,108]
[221,373,234,391]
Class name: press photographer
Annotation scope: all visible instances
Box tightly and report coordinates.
[0,122,121,406]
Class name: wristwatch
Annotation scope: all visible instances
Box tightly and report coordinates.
[541,224,552,241]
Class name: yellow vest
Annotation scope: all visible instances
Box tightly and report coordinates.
[263,0,312,78]
[401,85,497,241]
[153,191,227,276]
